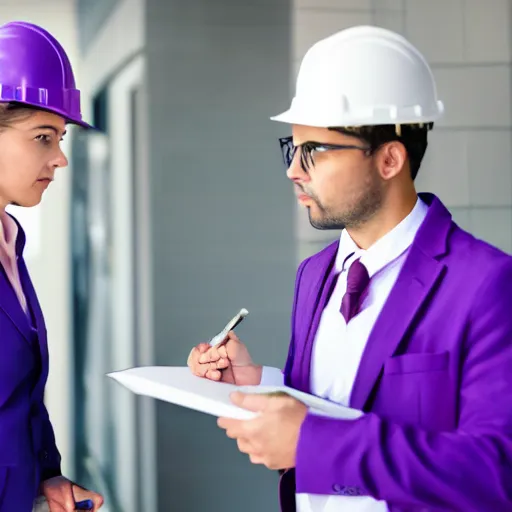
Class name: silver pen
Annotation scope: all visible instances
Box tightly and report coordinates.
[209,308,249,348]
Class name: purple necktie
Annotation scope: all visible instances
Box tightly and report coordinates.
[340,258,370,323]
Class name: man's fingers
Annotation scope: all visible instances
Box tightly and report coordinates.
[227,330,240,343]
[187,346,202,367]
[205,369,222,381]
[236,438,254,455]
[235,438,265,466]
[199,347,221,364]
[215,358,229,369]
[230,392,269,412]
[249,453,265,465]
[193,357,229,379]
[188,343,213,367]
[217,345,229,359]
[217,417,243,435]
[189,359,207,377]
[205,359,228,371]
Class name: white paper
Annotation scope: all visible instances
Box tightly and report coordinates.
[107,366,363,420]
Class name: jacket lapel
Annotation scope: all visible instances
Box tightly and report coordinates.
[0,266,33,343]
[0,212,34,344]
[18,257,49,382]
[295,242,338,393]
[349,246,445,410]
[349,193,452,411]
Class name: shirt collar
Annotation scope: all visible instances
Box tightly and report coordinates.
[0,210,18,257]
[335,197,429,277]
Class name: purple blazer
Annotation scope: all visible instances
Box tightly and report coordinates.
[279,193,512,512]
[0,216,61,510]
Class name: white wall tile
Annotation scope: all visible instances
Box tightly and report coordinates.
[375,0,404,10]
[464,0,511,63]
[372,10,405,34]
[449,207,472,232]
[434,66,511,127]
[294,9,372,60]
[405,0,465,63]
[467,131,512,207]
[469,207,512,253]
[294,0,371,9]
[415,130,469,207]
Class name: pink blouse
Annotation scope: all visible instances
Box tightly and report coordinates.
[0,211,28,315]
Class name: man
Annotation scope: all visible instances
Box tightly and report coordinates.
[188,25,512,511]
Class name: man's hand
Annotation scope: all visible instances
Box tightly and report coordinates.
[187,331,262,385]
[217,392,308,470]
[42,476,103,512]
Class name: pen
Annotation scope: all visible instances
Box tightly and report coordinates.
[209,308,249,348]
[76,500,94,510]
[32,496,95,511]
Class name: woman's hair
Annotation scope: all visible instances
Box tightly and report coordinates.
[0,102,36,129]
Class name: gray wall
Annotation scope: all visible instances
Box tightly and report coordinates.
[75,0,121,54]
[146,1,295,510]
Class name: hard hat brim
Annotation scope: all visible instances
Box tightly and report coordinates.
[270,106,444,128]
[270,108,329,127]
[270,109,296,124]
[0,99,94,130]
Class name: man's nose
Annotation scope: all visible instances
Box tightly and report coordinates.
[286,152,309,181]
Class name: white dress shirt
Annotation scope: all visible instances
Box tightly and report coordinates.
[261,197,429,512]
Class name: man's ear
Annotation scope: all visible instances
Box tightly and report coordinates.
[375,141,407,181]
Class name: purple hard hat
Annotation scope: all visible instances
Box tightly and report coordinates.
[0,21,92,129]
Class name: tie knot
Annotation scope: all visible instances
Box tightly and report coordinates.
[346,258,369,294]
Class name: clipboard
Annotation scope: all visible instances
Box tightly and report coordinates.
[107,366,363,420]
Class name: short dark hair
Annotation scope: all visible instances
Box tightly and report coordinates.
[329,123,433,180]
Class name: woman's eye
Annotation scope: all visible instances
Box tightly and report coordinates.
[35,134,51,144]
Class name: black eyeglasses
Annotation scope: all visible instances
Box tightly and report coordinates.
[279,136,371,172]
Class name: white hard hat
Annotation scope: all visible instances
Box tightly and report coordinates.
[271,25,444,128]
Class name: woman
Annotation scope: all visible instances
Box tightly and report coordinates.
[0,21,103,511]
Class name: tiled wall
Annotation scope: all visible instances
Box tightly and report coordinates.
[293,0,512,261]
[146,1,296,510]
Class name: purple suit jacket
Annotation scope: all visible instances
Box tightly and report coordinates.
[0,216,61,510]
[279,194,512,512]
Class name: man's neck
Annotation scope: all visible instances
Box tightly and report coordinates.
[347,190,418,250]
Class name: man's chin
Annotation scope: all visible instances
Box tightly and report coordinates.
[308,212,345,231]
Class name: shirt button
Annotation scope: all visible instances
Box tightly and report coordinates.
[332,484,343,494]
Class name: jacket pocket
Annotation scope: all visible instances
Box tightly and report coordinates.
[384,351,449,375]
[378,351,454,430]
